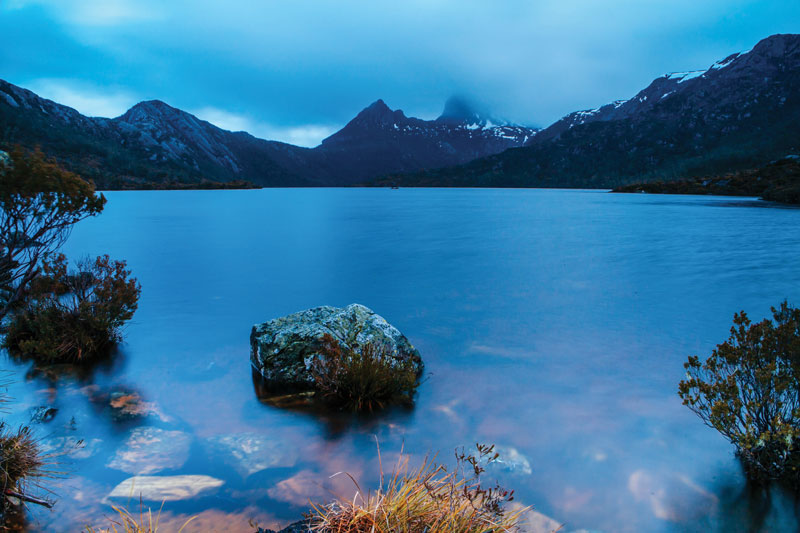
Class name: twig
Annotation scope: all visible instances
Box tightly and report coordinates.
[4,489,53,508]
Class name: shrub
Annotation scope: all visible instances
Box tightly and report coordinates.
[4,253,141,363]
[678,302,800,484]
[311,333,419,411]
[310,443,525,533]
[0,147,105,321]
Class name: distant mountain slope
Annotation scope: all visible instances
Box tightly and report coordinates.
[0,83,536,187]
[0,82,307,187]
[309,98,536,184]
[379,33,800,188]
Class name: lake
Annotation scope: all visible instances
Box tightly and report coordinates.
[3,188,800,532]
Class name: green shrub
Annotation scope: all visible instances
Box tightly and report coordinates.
[311,333,419,411]
[0,147,105,321]
[4,253,141,363]
[678,302,800,484]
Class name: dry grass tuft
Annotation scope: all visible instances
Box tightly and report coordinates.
[86,501,197,533]
[310,443,527,533]
[311,333,419,412]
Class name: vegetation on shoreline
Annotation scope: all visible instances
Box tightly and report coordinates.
[85,502,197,533]
[613,156,800,204]
[102,179,262,191]
[679,302,800,485]
[1,148,140,363]
[307,444,525,533]
[4,253,140,363]
[0,148,140,522]
[0,147,106,321]
[311,333,420,412]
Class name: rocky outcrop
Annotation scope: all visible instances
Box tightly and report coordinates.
[250,304,422,389]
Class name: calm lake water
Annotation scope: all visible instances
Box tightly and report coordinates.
[3,189,800,532]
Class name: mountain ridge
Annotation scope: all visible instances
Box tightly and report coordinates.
[379,33,800,188]
[0,83,536,188]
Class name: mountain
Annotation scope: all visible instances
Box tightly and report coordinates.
[309,98,536,184]
[0,83,536,188]
[0,82,308,187]
[379,33,800,188]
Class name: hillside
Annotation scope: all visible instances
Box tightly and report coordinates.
[377,34,800,189]
[0,84,535,188]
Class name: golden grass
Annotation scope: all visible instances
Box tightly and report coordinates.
[309,444,527,533]
[86,502,197,533]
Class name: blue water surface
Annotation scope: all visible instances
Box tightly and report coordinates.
[3,188,800,532]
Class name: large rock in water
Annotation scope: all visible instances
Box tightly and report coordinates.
[250,304,422,388]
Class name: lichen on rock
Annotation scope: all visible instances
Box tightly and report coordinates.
[250,304,423,390]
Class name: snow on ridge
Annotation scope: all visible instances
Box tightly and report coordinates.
[711,53,740,70]
[666,70,705,83]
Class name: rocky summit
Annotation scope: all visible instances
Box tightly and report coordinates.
[250,304,423,389]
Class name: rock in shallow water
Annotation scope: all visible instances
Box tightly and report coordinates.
[39,436,102,460]
[250,303,423,388]
[107,427,192,474]
[205,432,298,477]
[106,475,224,502]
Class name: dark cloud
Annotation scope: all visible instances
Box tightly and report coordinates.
[2,0,798,146]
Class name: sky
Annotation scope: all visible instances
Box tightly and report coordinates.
[1,0,798,147]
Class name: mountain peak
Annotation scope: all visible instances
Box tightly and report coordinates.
[356,98,401,120]
[119,99,185,122]
[436,96,484,125]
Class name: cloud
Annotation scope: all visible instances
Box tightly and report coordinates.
[25,78,137,118]
[190,107,336,147]
[3,0,799,131]
[7,0,164,26]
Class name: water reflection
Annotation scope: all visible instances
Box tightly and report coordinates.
[0,188,797,531]
[251,368,415,439]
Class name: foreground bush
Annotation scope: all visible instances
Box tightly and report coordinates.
[678,302,800,484]
[0,147,105,321]
[311,333,419,411]
[4,253,140,363]
[309,444,524,532]
[0,378,53,522]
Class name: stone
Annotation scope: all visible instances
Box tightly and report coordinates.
[257,521,311,533]
[205,433,298,477]
[107,427,192,475]
[39,437,102,460]
[106,475,224,502]
[482,445,533,475]
[29,406,58,424]
[107,390,169,422]
[250,303,423,388]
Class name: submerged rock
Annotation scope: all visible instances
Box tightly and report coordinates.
[82,385,170,423]
[107,427,192,474]
[205,433,298,477]
[250,303,423,388]
[39,436,102,460]
[489,446,533,475]
[106,475,224,502]
[29,405,58,424]
[107,390,169,422]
